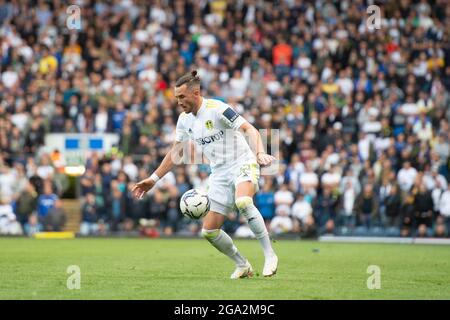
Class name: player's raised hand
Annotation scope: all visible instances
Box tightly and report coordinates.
[257,153,276,166]
[131,178,156,200]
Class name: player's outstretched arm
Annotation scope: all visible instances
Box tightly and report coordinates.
[131,141,182,199]
[239,122,276,166]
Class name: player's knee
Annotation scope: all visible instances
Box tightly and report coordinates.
[235,196,254,212]
[235,196,258,220]
[201,228,220,240]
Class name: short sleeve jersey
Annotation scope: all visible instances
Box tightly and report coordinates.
[175,98,256,170]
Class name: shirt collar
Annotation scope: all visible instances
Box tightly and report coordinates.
[194,97,207,117]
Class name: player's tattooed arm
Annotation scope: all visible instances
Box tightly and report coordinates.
[132,141,183,199]
[238,122,276,166]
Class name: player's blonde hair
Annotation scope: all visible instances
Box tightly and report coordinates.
[175,70,201,89]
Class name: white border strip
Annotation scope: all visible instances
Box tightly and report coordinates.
[319,236,450,245]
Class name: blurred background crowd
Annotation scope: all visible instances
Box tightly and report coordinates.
[0,0,449,238]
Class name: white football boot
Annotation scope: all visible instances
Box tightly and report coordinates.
[230,261,254,279]
[263,254,278,277]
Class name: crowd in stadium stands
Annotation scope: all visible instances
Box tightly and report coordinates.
[0,0,449,238]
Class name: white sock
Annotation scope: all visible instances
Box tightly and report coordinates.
[202,229,247,267]
[235,196,276,259]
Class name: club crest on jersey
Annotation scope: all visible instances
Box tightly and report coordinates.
[205,120,214,130]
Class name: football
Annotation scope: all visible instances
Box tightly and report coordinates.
[180,189,210,220]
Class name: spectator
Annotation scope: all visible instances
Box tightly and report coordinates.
[269,205,293,235]
[438,183,450,234]
[340,168,361,195]
[299,214,318,239]
[109,187,126,232]
[321,165,342,191]
[0,197,23,235]
[299,162,319,197]
[122,156,139,182]
[147,190,167,222]
[37,182,58,225]
[133,135,151,157]
[24,120,45,155]
[397,161,418,193]
[77,105,95,133]
[229,70,247,101]
[50,105,66,132]
[355,184,379,228]
[38,45,58,75]
[314,187,339,231]
[80,193,99,236]
[111,103,127,133]
[0,166,16,200]
[95,103,109,133]
[338,180,357,229]
[413,113,433,142]
[255,181,275,222]
[433,133,449,162]
[44,199,67,232]
[274,184,294,208]
[80,168,95,196]
[36,154,55,180]
[291,193,313,230]
[119,125,133,156]
[191,170,209,191]
[400,195,416,237]
[416,223,430,238]
[14,181,38,226]
[433,216,447,238]
[92,173,108,220]
[162,192,180,236]
[24,213,43,236]
[385,184,402,228]
[175,173,191,196]
[414,184,434,229]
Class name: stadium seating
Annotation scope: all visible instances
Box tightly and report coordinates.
[0,0,449,238]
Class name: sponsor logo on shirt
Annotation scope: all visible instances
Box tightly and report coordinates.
[195,130,224,145]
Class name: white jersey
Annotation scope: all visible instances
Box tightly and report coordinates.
[175,98,256,171]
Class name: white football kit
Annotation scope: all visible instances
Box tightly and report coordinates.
[175,98,260,215]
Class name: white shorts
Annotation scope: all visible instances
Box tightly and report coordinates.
[207,160,260,216]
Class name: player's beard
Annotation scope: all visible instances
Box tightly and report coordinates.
[185,101,196,114]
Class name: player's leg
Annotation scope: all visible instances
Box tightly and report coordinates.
[201,206,253,279]
[234,164,278,277]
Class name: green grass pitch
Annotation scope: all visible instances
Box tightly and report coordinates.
[0,238,449,300]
